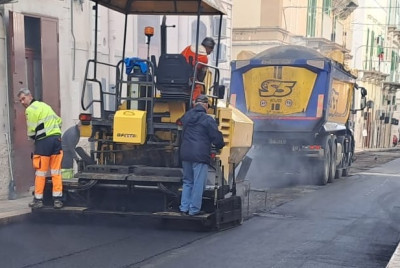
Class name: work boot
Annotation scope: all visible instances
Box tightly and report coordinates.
[53,198,63,209]
[28,198,43,209]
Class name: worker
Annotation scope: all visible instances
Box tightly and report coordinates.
[61,122,81,179]
[17,88,63,209]
[181,37,215,101]
[179,94,225,216]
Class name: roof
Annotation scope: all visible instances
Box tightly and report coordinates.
[91,0,227,15]
[252,45,326,61]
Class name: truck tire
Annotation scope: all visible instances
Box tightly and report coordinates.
[335,137,345,179]
[328,138,336,183]
[342,167,350,176]
[315,139,330,185]
[335,167,342,179]
[342,150,353,177]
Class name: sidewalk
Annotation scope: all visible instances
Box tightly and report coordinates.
[0,196,31,226]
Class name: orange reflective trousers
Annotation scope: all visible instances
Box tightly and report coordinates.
[32,136,63,199]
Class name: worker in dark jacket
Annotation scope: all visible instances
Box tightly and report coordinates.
[17,88,63,209]
[179,94,225,216]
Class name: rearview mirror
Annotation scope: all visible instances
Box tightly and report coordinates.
[360,87,367,97]
[360,97,367,110]
[351,86,368,114]
[217,85,225,99]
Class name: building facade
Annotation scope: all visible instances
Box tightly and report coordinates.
[232,0,355,60]
[351,0,400,149]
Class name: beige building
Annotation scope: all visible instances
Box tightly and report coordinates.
[351,0,400,149]
[232,0,355,61]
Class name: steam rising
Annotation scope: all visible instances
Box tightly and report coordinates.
[245,144,316,190]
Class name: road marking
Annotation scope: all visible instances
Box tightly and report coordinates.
[359,172,400,178]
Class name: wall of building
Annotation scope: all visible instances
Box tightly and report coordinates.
[0,9,10,199]
[351,0,398,150]
[231,0,348,59]
[232,0,261,28]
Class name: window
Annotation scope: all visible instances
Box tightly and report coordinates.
[323,0,331,15]
[364,29,370,70]
[191,20,207,45]
[369,30,375,70]
[213,16,227,38]
[306,0,317,37]
[212,43,227,63]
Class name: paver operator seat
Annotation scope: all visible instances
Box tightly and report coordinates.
[155,54,193,100]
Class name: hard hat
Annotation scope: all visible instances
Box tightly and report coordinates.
[201,37,215,49]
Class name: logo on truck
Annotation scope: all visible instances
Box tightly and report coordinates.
[259,80,296,97]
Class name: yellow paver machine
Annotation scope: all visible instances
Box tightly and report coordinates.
[38,0,254,230]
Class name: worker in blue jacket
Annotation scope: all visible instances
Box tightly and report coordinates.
[179,94,225,216]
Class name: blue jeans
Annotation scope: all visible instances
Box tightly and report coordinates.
[179,161,208,215]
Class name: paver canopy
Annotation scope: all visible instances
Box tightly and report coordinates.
[91,0,226,15]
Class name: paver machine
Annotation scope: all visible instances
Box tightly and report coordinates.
[37,0,254,229]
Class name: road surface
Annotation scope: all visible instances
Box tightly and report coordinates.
[1,148,400,267]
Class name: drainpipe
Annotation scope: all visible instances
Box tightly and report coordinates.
[0,9,16,199]
[71,0,76,80]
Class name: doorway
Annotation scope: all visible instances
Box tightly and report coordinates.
[9,12,60,196]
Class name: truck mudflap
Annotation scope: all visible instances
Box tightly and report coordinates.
[31,195,242,230]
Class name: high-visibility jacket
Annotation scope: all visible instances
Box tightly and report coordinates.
[25,100,62,141]
[181,45,209,100]
[181,44,208,78]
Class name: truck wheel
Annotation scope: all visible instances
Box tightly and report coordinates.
[328,139,336,183]
[342,152,352,177]
[335,168,342,179]
[342,166,350,176]
[315,142,330,185]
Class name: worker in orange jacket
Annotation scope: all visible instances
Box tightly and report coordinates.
[18,88,63,209]
[181,37,215,101]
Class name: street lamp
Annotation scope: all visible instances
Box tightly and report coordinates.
[353,44,367,70]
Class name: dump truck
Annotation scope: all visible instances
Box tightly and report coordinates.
[36,0,254,230]
[230,45,367,186]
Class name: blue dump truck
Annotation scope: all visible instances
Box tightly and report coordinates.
[230,45,367,186]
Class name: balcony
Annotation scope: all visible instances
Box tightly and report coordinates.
[387,25,400,43]
[360,69,389,82]
[383,82,400,94]
[303,37,350,63]
[332,0,358,20]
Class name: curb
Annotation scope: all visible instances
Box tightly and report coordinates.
[355,147,400,153]
[0,210,31,226]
